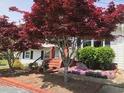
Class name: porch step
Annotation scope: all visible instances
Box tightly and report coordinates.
[47,59,62,72]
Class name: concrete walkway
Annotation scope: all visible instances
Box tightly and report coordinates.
[97,70,124,93]
[98,85,124,93]
[0,86,31,93]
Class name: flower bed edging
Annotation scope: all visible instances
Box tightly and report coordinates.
[0,77,51,93]
[57,69,122,87]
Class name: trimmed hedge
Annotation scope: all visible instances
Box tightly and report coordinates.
[77,47,115,70]
[95,47,115,70]
[78,47,96,68]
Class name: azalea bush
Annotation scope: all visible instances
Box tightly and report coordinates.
[77,47,115,70]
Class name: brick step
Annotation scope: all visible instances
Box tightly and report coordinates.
[48,62,61,65]
[48,64,60,67]
[45,59,62,72]
[48,65,60,68]
[47,68,59,72]
[49,61,61,63]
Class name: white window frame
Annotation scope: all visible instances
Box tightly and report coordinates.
[82,39,110,48]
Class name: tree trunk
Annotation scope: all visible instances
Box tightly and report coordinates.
[7,60,14,72]
[64,65,68,83]
[6,50,15,72]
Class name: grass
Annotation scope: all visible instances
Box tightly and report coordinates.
[0,60,9,70]
[0,60,8,66]
[0,59,25,70]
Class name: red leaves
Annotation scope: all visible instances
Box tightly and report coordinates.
[0,16,20,51]
[20,0,124,40]
[0,16,42,52]
[107,1,115,13]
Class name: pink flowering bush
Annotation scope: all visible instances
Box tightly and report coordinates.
[68,66,116,79]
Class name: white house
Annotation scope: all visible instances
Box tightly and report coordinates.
[80,24,124,69]
[19,43,60,66]
[111,24,124,69]
[19,24,124,69]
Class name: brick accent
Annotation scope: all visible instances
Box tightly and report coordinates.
[0,77,51,93]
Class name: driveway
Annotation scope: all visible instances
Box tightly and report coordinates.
[98,85,124,93]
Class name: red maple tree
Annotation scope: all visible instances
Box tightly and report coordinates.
[0,15,42,71]
[10,0,124,82]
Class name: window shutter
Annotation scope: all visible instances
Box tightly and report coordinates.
[41,51,44,60]
[22,52,25,59]
[77,38,81,48]
[30,51,33,59]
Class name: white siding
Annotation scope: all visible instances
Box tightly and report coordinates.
[111,24,124,69]
[111,42,124,69]
[19,49,44,66]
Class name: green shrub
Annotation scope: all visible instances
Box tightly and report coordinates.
[78,47,96,68]
[13,60,24,70]
[95,47,115,70]
[77,46,115,70]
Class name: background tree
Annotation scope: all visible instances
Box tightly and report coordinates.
[0,15,42,71]
[10,0,124,82]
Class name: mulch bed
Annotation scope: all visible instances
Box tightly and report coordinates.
[10,73,103,93]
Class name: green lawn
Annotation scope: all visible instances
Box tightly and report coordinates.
[0,60,8,66]
[0,59,27,70]
[0,60,9,70]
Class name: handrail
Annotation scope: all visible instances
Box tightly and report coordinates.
[32,56,42,64]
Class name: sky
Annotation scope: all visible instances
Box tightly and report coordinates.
[0,0,123,24]
[0,0,33,23]
[95,0,124,7]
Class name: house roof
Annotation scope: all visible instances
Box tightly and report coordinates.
[42,43,55,47]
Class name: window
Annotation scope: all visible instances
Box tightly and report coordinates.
[82,39,111,48]
[77,38,81,48]
[94,40,103,47]
[83,40,91,47]
[105,40,110,46]
[25,52,30,58]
